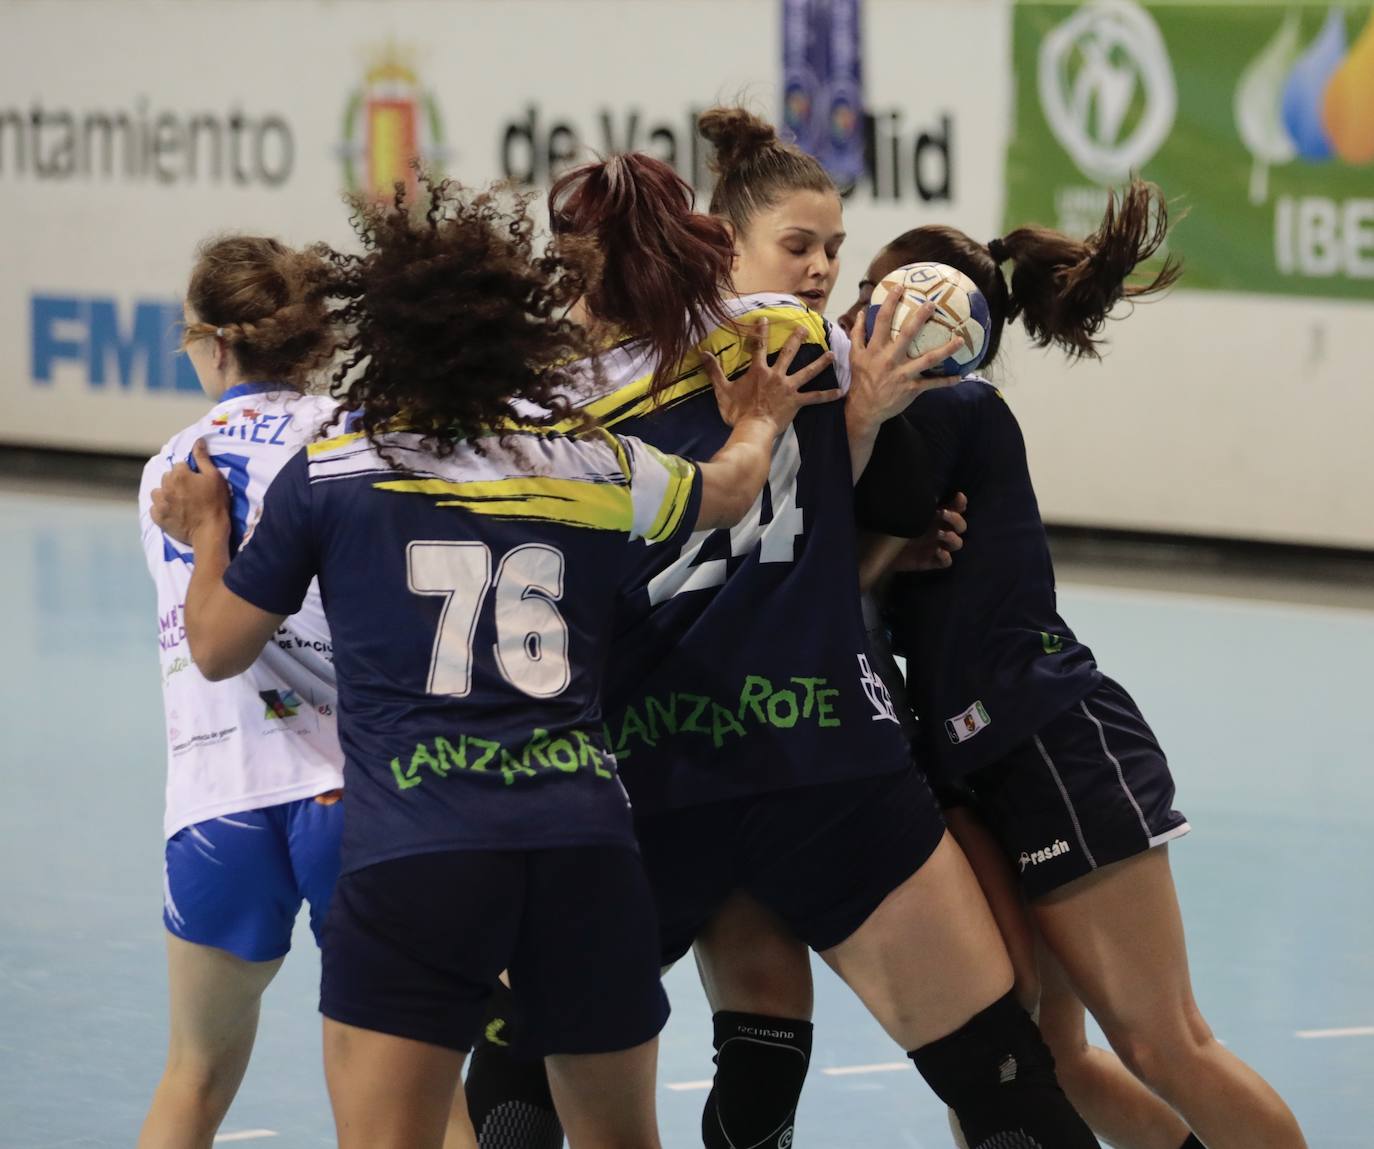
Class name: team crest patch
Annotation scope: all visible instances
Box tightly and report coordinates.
[944,700,990,744]
[260,688,302,720]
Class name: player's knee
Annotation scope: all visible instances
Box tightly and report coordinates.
[909,992,1097,1149]
[702,1012,813,1149]
[1104,998,1216,1091]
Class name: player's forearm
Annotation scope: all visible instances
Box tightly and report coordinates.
[846,405,881,482]
[184,513,249,681]
[696,416,778,529]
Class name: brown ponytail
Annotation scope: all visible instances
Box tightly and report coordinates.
[183,235,337,389]
[1000,179,1180,360]
[549,152,735,395]
[698,105,834,236]
[879,178,1180,369]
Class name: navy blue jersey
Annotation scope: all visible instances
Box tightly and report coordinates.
[223,428,701,874]
[885,378,1101,780]
[565,294,912,814]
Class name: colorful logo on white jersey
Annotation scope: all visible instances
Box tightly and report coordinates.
[260,688,303,721]
[338,44,452,203]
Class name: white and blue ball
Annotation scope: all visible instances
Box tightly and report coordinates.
[864,261,992,376]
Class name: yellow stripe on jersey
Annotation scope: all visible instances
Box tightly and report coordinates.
[307,431,367,457]
[642,444,697,543]
[556,303,830,432]
[373,476,635,533]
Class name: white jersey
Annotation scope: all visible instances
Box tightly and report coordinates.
[138,385,345,838]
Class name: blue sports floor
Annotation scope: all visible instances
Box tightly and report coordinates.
[2,486,1371,1147]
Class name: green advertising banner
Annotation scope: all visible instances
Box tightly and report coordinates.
[1007,1,1374,299]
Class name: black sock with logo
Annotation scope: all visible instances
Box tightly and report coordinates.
[465,981,564,1149]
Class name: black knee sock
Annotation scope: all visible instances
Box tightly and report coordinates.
[702,1011,813,1149]
[1179,1137,1206,1148]
[908,992,1099,1149]
[465,982,564,1149]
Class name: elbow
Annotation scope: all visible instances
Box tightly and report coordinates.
[188,634,249,682]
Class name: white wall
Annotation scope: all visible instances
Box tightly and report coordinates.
[2,0,1370,549]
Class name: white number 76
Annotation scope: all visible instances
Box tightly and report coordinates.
[407,540,571,699]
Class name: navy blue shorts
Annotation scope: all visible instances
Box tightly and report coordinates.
[163,796,343,962]
[319,846,669,1056]
[966,677,1190,900]
[635,767,945,964]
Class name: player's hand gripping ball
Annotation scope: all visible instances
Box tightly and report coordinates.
[864,262,992,377]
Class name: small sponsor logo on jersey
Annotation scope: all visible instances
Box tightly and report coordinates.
[1018,839,1072,871]
[857,653,900,724]
[778,1129,794,1149]
[260,688,303,720]
[945,700,990,744]
[998,1054,1019,1084]
[1041,631,1064,654]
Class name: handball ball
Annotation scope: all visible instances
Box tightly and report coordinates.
[864,262,991,376]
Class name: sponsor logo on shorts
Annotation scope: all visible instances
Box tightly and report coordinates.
[1019,839,1071,871]
[260,688,302,720]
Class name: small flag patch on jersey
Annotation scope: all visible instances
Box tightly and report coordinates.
[945,700,990,744]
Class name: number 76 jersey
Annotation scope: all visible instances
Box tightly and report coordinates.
[571,294,912,815]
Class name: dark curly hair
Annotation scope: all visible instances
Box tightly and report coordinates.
[327,175,596,456]
[183,235,337,390]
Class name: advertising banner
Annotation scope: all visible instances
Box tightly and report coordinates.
[782,0,866,185]
[0,0,1000,456]
[1006,0,1374,299]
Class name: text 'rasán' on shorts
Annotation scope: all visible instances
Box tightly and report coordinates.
[963,676,1190,900]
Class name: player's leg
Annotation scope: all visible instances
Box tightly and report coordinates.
[325,1019,467,1149]
[319,850,523,1149]
[692,891,814,1149]
[511,845,670,1149]
[1002,681,1304,1148]
[1036,939,1193,1149]
[139,810,303,1149]
[1036,848,1305,1149]
[943,802,1040,1011]
[544,1041,662,1149]
[748,768,1096,1146]
[137,937,282,1149]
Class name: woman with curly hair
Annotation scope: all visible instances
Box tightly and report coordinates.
[148,179,837,1149]
[136,235,348,1149]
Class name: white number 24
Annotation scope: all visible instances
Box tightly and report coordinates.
[407,541,571,699]
[647,424,804,605]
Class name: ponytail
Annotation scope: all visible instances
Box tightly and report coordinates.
[549,152,735,394]
[880,178,1180,369]
[998,178,1180,360]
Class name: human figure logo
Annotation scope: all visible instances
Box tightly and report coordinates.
[1038,0,1176,184]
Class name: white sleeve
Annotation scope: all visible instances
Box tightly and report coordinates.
[827,319,853,396]
[617,434,698,544]
[137,448,176,579]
